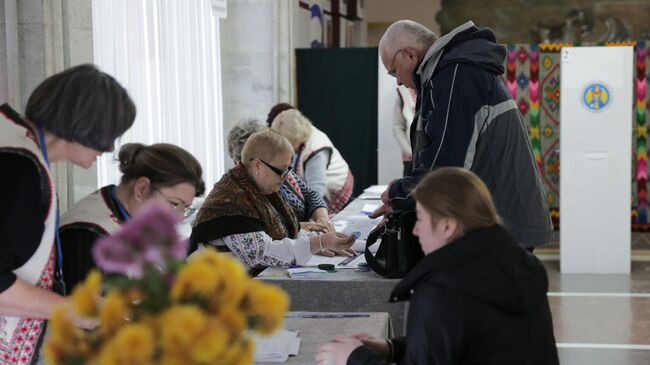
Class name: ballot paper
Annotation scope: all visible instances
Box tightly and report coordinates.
[332,215,382,240]
[253,329,301,363]
[363,185,388,195]
[361,203,380,215]
[287,267,327,278]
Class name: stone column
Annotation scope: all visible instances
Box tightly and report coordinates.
[1,0,94,212]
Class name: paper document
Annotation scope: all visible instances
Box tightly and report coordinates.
[304,255,348,267]
[363,185,388,195]
[361,203,380,215]
[332,215,382,240]
[287,267,326,278]
[253,329,300,363]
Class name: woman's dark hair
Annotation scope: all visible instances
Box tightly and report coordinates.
[25,64,136,152]
[266,103,294,127]
[118,143,205,197]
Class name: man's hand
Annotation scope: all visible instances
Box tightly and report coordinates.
[368,203,393,219]
[380,186,391,205]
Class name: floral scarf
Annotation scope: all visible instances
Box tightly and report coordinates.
[190,164,299,252]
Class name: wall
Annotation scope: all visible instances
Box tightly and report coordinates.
[0,0,95,212]
[220,0,283,169]
[365,0,442,46]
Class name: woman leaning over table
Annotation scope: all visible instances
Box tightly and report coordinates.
[317,167,559,365]
[0,64,135,363]
[190,129,354,275]
[59,142,205,292]
[227,118,333,234]
[271,109,354,214]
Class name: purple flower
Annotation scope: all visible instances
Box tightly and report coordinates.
[91,202,185,277]
[92,236,144,277]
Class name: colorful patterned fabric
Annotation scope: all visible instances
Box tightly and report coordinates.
[506,41,649,230]
[324,169,354,214]
[279,171,327,222]
[193,163,299,242]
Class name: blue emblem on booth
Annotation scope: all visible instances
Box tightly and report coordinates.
[582,82,611,111]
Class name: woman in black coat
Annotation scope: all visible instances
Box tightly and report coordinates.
[317,167,559,365]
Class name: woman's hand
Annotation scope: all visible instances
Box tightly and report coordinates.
[350,333,390,359]
[321,232,354,252]
[301,221,331,233]
[316,336,363,365]
[314,216,335,232]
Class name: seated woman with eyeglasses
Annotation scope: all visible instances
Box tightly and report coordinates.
[227,118,335,235]
[59,142,205,291]
[190,129,354,274]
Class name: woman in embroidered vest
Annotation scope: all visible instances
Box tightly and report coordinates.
[227,118,337,235]
[59,142,205,292]
[271,109,355,214]
[190,129,354,274]
[0,64,135,364]
[317,168,559,365]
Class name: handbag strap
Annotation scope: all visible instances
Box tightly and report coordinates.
[364,220,391,276]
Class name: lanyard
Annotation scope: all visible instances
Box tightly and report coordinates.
[111,185,131,221]
[37,127,66,295]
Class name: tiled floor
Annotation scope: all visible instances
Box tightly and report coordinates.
[543,260,650,364]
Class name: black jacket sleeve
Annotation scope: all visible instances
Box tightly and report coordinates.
[0,153,46,293]
[389,63,490,211]
[348,346,388,365]
[59,227,101,293]
[401,286,466,364]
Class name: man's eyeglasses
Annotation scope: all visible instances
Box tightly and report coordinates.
[254,158,292,179]
[154,189,196,219]
[387,49,404,78]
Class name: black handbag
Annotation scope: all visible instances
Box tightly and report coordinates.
[364,210,424,278]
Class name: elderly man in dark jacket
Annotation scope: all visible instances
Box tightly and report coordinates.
[371,20,552,250]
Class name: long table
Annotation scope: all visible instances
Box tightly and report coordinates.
[258,188,410,335]
[256,312,391,365]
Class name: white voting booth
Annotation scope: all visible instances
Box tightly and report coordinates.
[560,46,633,273]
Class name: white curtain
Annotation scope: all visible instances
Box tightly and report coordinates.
[92,0,224,189]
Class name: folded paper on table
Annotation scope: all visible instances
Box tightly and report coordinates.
[361,203,380,215]
[287,267,327,278]
[363,185,388,195]
[253,329,300,363]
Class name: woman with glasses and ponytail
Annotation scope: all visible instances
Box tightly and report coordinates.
[191,129,354,275]
[59,142,205,291]
[0,64,135,364]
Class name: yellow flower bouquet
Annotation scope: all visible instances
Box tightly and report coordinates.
[45,203,289,365]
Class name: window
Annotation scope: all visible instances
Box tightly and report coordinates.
[92,0,224,189]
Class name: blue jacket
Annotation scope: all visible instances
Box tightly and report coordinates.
[388,21,552,247]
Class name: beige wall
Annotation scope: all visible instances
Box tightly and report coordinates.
[365,0,442,46]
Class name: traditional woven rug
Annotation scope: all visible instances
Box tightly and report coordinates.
[504,41,648,231]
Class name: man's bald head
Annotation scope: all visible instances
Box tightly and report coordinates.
[378,20,437,88]
[379,20,437,64]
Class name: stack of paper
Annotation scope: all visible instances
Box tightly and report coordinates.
[253,329,300,363]
[363,185,388,195]
[361,203,380,215]
[287,267,327,278]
